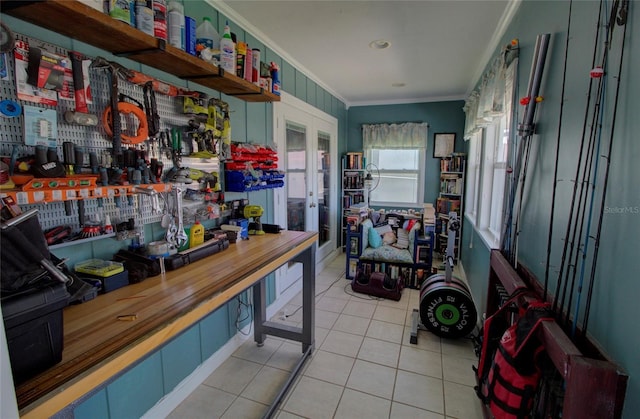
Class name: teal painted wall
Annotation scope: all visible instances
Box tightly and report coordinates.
[347,101,466,207]
[461,1,638,415]
[1,1,347,416]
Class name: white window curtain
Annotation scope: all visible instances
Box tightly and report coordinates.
[463,43,519,140]
[362,122,429,149]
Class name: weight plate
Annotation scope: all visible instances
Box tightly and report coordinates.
[420,274,472,299]
[419,274,477,339]
[435,303,461,325]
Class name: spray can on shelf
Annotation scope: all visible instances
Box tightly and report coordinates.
[244,46,253,82]
[236,41,247,78]
[251,48,260,85]
[135,0,154,36]
[167,1,184,50]
[219,21,236,73]
[270,62,280,96]
[152,0,167,41]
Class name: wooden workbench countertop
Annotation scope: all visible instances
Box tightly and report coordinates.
[17,230,317,417]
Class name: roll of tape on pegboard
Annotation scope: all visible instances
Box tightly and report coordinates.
[1,22,15,53]
[0,100,22,117]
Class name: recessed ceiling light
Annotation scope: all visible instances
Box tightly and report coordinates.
[392,82,406,87]
[369,40,390,50]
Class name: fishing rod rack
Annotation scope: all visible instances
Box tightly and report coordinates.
[484,250,628,419]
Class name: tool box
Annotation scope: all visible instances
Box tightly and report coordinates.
[74,259,129,293]
[1,282,69,384]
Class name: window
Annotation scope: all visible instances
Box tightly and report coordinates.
[365,148,425,206]
[465,130,482,223]
[489,115,509,239]
[476,117,509,246]
[361,122,428,207]
[463,49,517,249]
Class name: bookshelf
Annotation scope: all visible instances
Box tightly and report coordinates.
[436,153,465,263]
[341,152,365,250]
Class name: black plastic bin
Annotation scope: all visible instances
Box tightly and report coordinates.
[1,209,73,384]
[1,282,69,384]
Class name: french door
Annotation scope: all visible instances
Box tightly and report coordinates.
[273,92,338,297]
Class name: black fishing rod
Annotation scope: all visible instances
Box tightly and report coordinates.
[581,0,629,339]
[564,71,607,330]
[564,0,625,333]
[544,0,574,302]
[552,0,605,316]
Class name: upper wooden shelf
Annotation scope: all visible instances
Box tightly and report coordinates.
[1,0,280,103]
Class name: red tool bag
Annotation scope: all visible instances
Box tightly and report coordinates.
[475,292,553,419]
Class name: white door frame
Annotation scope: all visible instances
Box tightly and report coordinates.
[273,92,338,299]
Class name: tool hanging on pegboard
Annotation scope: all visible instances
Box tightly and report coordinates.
[0,28,224,244]
[91,56,129,164]
[64,51,98,126]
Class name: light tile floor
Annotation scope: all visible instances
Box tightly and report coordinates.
[168,254,484,419]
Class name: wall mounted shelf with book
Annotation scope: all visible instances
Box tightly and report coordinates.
[436,153,465,263]
[341,152,366,249]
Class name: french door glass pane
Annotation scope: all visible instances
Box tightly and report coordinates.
[286,125,306,231]
[317,131,331,246]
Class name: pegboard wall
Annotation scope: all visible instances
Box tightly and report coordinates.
[1,31,217,238]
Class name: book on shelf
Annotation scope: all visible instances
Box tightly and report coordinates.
[400,267,412,287]
[423,203,436,226]
[343,171,363,189]
[348,259,358,278]
[440,174,463,195]
[416,245,430,264]
[344,152,364,169]
[363,263,372,277]
[349,236,360,256]
[440,153,466,172]
[346,215,361,231]
[343,193,364,209]
[436,197,461,214]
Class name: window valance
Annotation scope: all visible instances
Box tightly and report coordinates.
[463,43,519,140]
[362,122,429,149]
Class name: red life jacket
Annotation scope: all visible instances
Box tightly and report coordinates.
[488,301,553,418]
[474,289,529,400]
[475,293,553,419]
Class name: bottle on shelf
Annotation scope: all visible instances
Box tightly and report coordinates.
[219,21,236,73]
[189,220,205,248]
[196,17,220,60]
[134,0,154,35]
[167,1,185,50]
[152,0,168,41]
[270,62,281,96]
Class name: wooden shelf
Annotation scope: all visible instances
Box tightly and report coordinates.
[1,0,280,103]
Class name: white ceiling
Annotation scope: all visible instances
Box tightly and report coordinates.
[217,0,519,107]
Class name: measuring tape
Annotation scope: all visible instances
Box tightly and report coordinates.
[102,101,149,144]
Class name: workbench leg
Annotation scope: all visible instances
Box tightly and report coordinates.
[253,278,266,347]
[295,244,316,353]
